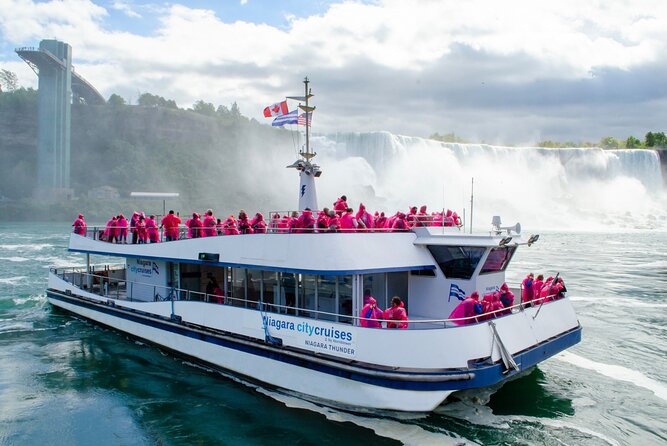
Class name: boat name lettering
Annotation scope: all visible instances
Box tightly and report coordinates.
[262,316,353,342]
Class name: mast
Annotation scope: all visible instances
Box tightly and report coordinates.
[286,77,321,211]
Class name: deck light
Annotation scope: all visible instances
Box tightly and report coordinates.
[527,234,540,246]
[499,236,513,247]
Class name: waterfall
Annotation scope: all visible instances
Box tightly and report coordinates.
[303,131,666,231]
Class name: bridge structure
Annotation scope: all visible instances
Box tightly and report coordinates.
[15,39,105,198]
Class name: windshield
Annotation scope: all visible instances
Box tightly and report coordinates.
[426,245,486,280]
[480,246,517,274]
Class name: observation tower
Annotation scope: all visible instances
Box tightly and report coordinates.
[16,39,105,199]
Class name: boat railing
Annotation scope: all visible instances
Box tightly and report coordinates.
[51,267,563,329]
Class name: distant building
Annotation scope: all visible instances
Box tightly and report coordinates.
[88,186,120,200]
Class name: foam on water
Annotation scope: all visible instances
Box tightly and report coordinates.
[556,351,667,402]
[0,257,30,262]
[0,276,27,285]
[0,243,54,251]
[569,296,667,309]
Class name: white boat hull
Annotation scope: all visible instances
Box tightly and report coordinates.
[46,272,581,412]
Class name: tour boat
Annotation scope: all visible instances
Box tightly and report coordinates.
[46,79,581,412]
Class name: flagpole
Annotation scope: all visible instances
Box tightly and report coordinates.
[304,77,310,157]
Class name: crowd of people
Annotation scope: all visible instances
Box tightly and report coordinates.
[87,195,461,240]
[359,292,409,329]
[72,195,464,242]
[448,276,567,325]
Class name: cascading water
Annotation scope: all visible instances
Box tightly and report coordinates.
[303,131,666,231]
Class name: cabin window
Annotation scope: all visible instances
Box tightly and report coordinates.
[480,246,517,274]
[387,271,409,311]
[426,245,485,280]
[281,272,298,313]
[246,269,262,305]
[300,274,318,318]
[262,271,278,307]
[363,273,387,309]
[318,276,337,321]
[231,268,246,307]
[338,275,353,324]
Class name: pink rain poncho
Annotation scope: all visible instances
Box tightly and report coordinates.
[374,212,387,230]
[498,282,515,312]
[521,274,534,304]
[203,211,217,237]
[146,216,159,243]
[340,210,357,232]
[391,213,409,232]
[250,213,267,234]
[356,203,373,231]
[334,196,348,216]
[187,213,203,238]
[224,215,240,235]
[160,213,181,240]
[103,216,117,241]
[360,297,384,328]
[448,291,481,325]
[238,211,253,234]
[72,214,86,236]
[117,214,128,241]
[384,301,408,329]
[316,210,330,231]
[295,209,315,233]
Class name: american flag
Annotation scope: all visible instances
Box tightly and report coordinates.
[298,113,312,127]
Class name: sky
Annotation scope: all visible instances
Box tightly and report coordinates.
[1,0,667,144]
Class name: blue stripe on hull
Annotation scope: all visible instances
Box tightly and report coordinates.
[47,291,581,392]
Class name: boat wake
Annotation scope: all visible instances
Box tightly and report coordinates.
[435,390,621,446]
[255,387,476,446]
[555,351,667,402]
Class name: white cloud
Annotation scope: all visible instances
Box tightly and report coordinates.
[1,0,667,141]
[111,1,141,18]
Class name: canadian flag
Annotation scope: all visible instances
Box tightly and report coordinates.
[263,100,289,117]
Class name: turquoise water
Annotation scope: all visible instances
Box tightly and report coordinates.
[1,223,666,445]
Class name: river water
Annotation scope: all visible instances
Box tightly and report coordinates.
[0,223,665,445]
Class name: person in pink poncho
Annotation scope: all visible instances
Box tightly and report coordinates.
[117,214,128,243]
[295,208,315,233]
[238,210,253,234]
[146,215,159,243]
[498,282,514,313]
[187,213,203,238]
[374,211,387,231]
[224,215,239,235]
[250,212,267,234]
[356,203,373,231]
[130,212,140,244]
[391,212,409,232]
[333,195,348,216]
[448,291,483,325]
[160,210,180,242]
[360,296,384,328]
[316,208,330,232]
[202,209,217,237]
[327,210,340,232]
[521,273,534,305]
[340,208,358,232]
[104,216,117,243]
[72,214,86,236]
[136,216,148,244]
[384,296,408,329]
[415,205,429,227]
